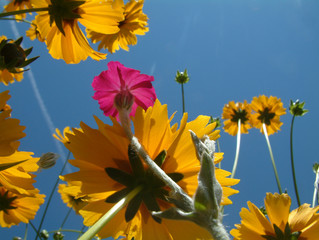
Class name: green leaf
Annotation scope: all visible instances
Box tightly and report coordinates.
[18,56,39,68]
[105,187,132,203]
[128,144,144,177]
[143,192,162,223]
[154,150,167,167]
[24,47,33,57]
[167,172,184,183]
[125,192,143,222]
[273,224,284,239]
[105,167,134,186]
[14,37,23,46]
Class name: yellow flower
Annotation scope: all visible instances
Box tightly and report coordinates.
[87,0,149,53]
[0,151,40,195]
[0,186,45,228]
[62,100,239,239]
[222,100,252,136]
[53,126,82,144]
[0,91,26,156]
[58,183,89,214]
[4,0,33,20]
[32,0,124,63]
[250,95,286,135]
[231,193,319,240]
[26,21,45,42]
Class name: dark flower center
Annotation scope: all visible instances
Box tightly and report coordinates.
[0,189,18,214]
[258,107,276,125]
[48,0,85,35]
[231,108,249,123]
[105,145,184,224]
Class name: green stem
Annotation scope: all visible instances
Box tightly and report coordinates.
[78,225,86,238]
[0,18,32,24]
[29,221,43,240]
[59,207,73,230]
[48,229,85,234]
[35,151,71,240]
[78,186,143,240]
[312,168,319,207]
[181,83,185,113]
[231,119,241,178]
[24,224,28,240]
[0,8,49,18]
[262,124,283,194]
[290,115,301,206]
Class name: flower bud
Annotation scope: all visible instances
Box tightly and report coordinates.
[289,99,308,117]
[53,231,64,240]
[175,69,189,84]
[1,43,25,67]
[313,163,319,174]
[210,116,221,129]
[12,237,22,240]
[40,230,49,239]
[37,152,59,169]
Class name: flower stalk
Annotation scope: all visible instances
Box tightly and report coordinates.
[78,186,143,240]
[175,70,189,114]
[35,151,71,240]
[131,136,194,211]
[231,119,241,178]
[0,8,49,19]
[262,123,282,194]
[312,164,319,207]
[290,115,301,206]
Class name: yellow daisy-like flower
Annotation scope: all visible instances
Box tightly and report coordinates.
[32,0,124,63]
[4,0,33,20]
[53,126,82,144]
[0,68,23,86]
[62,100,239,239]
[26,21,45,42]
[222,100,252,136]
[0,186,45,228]
[250,95,286,135]
[87,0,149,53]
[231,193,319,240]
[58,183,89,214]
[0,151,40,195]
[0,91,26,156]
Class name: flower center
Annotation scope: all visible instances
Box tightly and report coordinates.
[105,145,184,224]
[258,107,276,125]
[48,0,85,34]
[0,189,18,214]
[231,108,249,123]
[114,90,134,111]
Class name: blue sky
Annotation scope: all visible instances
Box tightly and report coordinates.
[1,0,319,239]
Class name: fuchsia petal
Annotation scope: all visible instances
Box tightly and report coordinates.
[92,61,157,119]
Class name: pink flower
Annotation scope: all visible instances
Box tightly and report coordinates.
[92,61,156,119]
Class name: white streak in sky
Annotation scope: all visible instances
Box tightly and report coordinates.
[10,21,71,172]
[149,63,156,76]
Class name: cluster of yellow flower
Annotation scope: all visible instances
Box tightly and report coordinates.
[1,1,319,239]
[0,91,45,228]
[222,95,286,136]
[2,0,148,65]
